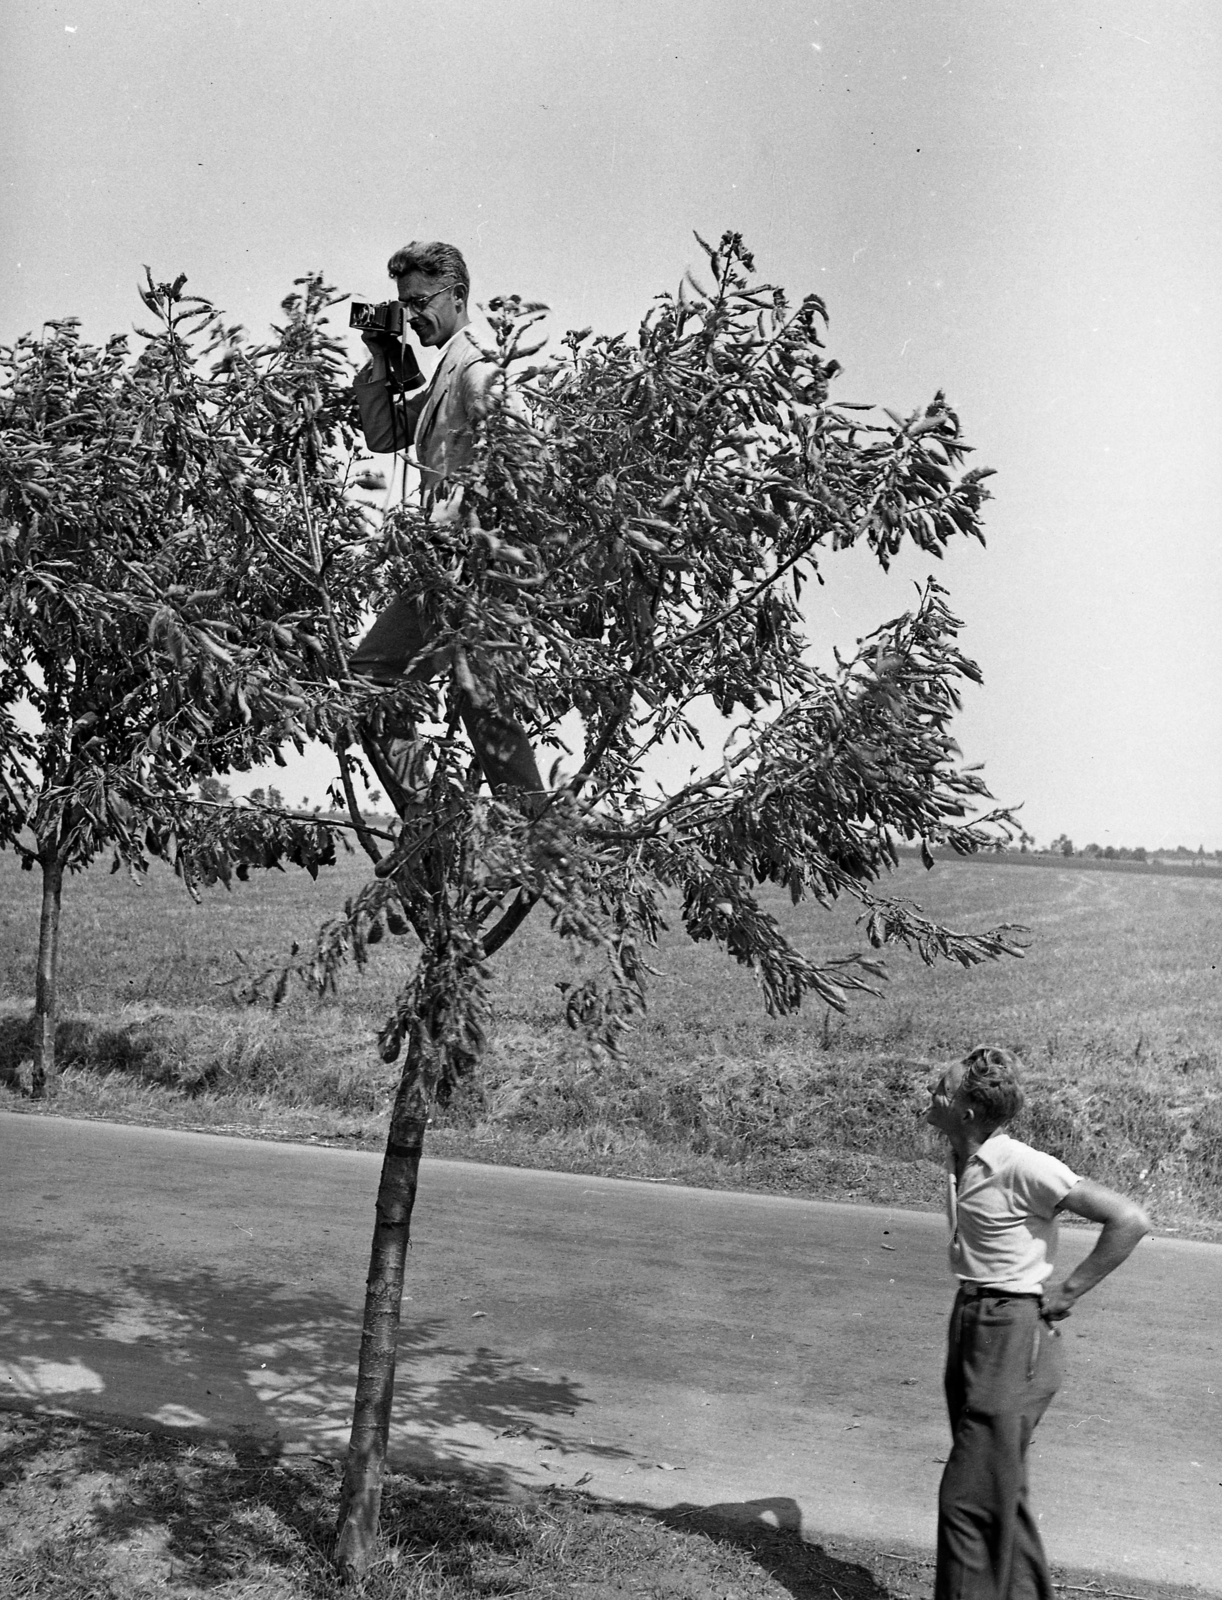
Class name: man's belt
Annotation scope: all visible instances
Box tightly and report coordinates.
[957,1283,1043,1301]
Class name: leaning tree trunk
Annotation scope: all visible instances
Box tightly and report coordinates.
[333,1045,432,1576]
[31,849,66,1099]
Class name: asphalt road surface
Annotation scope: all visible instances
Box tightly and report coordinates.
[2,1112,1219,1590]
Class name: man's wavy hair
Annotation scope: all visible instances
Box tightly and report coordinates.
[386,241,470,303]
[959,1046,1024,1129]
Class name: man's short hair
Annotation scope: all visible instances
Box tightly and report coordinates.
[959,1046,1024,1129]
[387,241,470,301]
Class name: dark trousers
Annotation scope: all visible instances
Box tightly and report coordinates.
[350,594,544,809]
[936,1291,1064,1600]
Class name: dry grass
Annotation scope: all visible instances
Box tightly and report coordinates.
[2,1411,1205,1600]
[0,1411,923,1600]
[2,846,1221,1235]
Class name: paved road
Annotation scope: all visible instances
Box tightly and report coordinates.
[2,1112,1220,1590]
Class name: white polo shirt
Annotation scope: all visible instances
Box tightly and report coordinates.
[947,1132,1081,1293]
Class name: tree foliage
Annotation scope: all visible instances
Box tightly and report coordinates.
[0,274,394,1087]
[1,237,1020,1098]
[250,232,1020,1106]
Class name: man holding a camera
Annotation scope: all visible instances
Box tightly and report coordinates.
[352,240,493,500]
[349,241,544,862]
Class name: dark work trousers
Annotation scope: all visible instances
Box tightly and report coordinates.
[935,1290,1064,1600]
[350,593,545,810]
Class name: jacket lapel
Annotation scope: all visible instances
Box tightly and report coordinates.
[414,332,470,462]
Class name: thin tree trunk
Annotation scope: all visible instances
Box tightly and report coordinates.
[334,1056,430,1576]
[31,850,65,1099]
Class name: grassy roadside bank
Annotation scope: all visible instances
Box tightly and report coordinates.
[1,1411,1209,1600]
[3,849,1221,1237]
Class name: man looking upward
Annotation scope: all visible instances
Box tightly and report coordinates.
[925,1047,1150,1600]
[350,241,544,856]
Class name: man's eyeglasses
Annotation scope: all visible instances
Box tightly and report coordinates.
[397,280,458,316]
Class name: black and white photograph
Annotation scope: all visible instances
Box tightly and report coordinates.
[2,3,1219,1594]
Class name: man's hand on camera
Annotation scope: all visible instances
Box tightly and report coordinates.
[361,333,423,390]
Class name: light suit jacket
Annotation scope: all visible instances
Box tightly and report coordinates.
[353,326,494,501]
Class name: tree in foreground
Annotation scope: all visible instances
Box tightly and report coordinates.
[3,235,1020,1575]
[293,234,1019,1570]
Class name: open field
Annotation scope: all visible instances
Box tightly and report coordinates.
[2,845,1220,1234]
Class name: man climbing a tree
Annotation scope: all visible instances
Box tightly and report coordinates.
[350,239,545,864]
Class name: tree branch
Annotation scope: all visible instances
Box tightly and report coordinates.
[184,795,395,841]
[480,890,538,957]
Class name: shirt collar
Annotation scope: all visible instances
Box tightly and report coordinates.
[968,1131,1012,1173]
[947,1131,1012,1180]
[437,323,470,358]
[437,320,491,360]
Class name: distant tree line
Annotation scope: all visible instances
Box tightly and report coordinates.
[1033,835,1219,863]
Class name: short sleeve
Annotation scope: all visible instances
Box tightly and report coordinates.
[1012,1145,1081,1218]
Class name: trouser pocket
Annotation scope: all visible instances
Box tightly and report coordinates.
[956,1298,1062,1415]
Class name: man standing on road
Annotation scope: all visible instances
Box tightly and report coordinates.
[350,240,545,863]
[925,1046,1150,1600]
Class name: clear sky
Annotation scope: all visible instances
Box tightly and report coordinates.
[4,0,1219,850]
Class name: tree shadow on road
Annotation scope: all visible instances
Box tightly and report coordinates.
[3,1270,911,1595]
[0,1263,621,1476]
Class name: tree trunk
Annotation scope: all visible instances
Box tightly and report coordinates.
[31,850,65,1099]
[333,1058,430,1576]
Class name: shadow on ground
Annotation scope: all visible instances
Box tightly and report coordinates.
[655,1498,897,1599]
[1,1263,906,1596]
[0,1011,163,1093]
[1,1410,907,1599]
[0,1264,609,1475]
[0,1009,244,1096]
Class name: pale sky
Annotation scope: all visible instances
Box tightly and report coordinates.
[3,1,1219,850]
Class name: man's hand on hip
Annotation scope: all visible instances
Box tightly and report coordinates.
[1039,1283,1078,1321]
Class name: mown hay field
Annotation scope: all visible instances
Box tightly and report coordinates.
[2,846,1220,1235]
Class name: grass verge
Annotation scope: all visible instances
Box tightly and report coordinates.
[1,1410,1208,1600]
[3,850,1221,1237]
